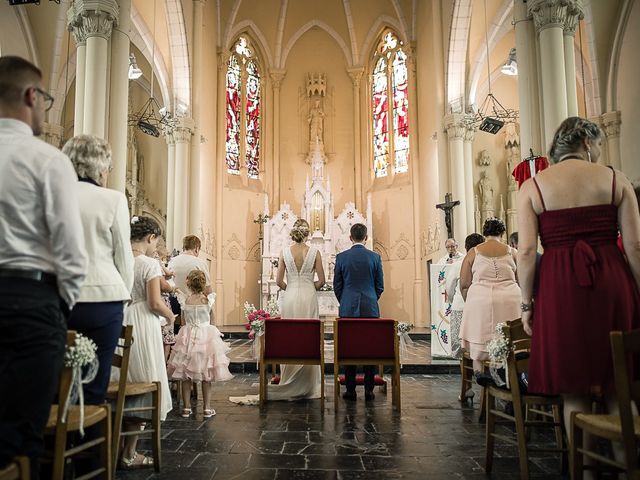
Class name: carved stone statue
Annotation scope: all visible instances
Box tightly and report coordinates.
[479,171,495,210]
[506,146,519,190]
[308,99,324,143]
[479,149,492,167]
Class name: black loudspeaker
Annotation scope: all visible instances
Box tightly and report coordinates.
[479,117,504,134]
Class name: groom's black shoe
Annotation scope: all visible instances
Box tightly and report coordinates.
[342,391,357,401]
[365,390,375,401]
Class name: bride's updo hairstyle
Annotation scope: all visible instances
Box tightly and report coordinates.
[186,270,206,294]
[290,219,310,243]
[130,216,161,241]
[549,116,601,164]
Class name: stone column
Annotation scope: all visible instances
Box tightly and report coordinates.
[514,0,543,156]
[68,23,87,136]
[269,69,285,208]
[347,67,364,210]
[444,114,467,241]
[164,130,176,249]
[602,111,622,170]
[189,0,205,233]
[528,0,571,149]
[173,121,193,248]
[107,0,131,192]
[215,51,229,323]
[563,4,583,117]
[463,121,475,235]
[68,0,118,138]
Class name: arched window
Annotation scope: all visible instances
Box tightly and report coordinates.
[225,36,261,179]
[371,31,410,178]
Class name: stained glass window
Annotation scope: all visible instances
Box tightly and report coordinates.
[245,61,260,179]
[371,31,410,178]
[225,36,261,179]
[225,55,241,175]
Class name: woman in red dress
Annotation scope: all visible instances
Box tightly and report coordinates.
[517,117,640,468]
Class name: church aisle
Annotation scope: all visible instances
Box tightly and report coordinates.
[118,374,565,480]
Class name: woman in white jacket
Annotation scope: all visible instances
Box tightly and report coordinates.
[63,135,134,404]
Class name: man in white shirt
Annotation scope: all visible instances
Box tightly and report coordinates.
[168,235,212,296]
[436,238,464,265]
[0,56,87,477]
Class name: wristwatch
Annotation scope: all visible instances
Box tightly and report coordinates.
[520,302,533,312]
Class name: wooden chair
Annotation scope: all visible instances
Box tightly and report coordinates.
[460,351,474,404]
[0,457,29,480]
[570,329,640,480]
[485,319,566,479]
[333,318,401,412]
[105,325,161,472]
[259,318,325,411]
[44,331,112,480]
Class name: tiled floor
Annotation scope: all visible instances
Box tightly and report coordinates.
[117,374,566,480]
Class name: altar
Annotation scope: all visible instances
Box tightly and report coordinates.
[259,73,373,318]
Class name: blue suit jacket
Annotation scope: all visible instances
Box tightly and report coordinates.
[333,244,384,318]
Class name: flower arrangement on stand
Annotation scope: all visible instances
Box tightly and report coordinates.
[486,322,511,387]
[63,333,98,436]
[244,298,280,362]
[397,322,415,367]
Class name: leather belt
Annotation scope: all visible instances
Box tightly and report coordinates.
[0,268,57,285]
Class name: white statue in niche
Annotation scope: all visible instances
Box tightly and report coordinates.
[479,171,495,210]
[506,147,519,191]
[308,99,325,143]
[478,149,492,167]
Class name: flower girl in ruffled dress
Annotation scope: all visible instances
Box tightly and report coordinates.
[167,270,233,418]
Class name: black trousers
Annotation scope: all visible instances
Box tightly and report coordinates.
[0,278,66,480]
[345,365,376,393]
[68,301,124,404]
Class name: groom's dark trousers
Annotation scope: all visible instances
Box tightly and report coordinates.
[333,244,384,394]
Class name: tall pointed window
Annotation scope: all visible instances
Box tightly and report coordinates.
[225,36,261,178]
[371,31,410,178]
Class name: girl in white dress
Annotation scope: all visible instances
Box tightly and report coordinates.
[229,219,326,404]
[119,216,174,469]
[167,270,233,417]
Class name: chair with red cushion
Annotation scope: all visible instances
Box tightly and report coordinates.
[333,318,400,412]
[259,318,325,411]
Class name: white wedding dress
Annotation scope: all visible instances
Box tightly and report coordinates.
[229,245,322,404]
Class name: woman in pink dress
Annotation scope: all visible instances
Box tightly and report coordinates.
[459,218,522,373]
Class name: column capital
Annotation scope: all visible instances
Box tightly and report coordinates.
[217,49,231,72]
[269,69,286,89]
[173,117,194,143]
[347,67,365,88]
[443,113,467,140]
[68,0,119,42]
[601,110,622,139]
[164,131,175,146]
[528,0,582,33]
[193,0,207,5]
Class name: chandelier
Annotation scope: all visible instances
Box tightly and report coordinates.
[469,0,518,134]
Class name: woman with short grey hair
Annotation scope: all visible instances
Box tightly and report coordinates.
[62,135,134,408]
[64,134,112,186]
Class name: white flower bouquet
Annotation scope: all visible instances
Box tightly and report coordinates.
[486,322,511,387]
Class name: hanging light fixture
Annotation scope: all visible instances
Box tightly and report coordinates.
[500,48,518,76]
[128,0,175,137]
[128,53,143,80]
[470,0,518,134]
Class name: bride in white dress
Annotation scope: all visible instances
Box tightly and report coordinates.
[230,219,325,404]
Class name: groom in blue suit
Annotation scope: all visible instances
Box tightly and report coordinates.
[333,223,384,401]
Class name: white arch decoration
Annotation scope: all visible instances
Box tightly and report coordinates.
[446,0,473,110]
[165,0,190,111]
[280,20,353,69]
[223,0,243,52]
[467,0,513,106]
[342,0,359,65]
[605,0,634,112]
[360,15,406,65]
[390,0,411,42]
[226,20,274,69]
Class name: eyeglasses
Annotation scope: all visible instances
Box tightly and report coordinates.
[34,87,54,112]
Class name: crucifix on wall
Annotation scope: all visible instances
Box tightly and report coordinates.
[436,193,460,239]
